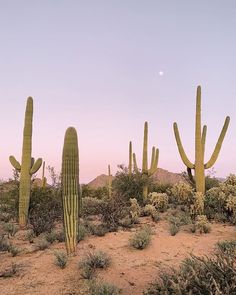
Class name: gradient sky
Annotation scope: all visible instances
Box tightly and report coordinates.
[1,1,236,183]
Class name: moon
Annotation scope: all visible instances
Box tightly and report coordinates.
[158,71,164,76]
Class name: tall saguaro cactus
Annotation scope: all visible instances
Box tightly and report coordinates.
[62,127,79,255]
[173,86,230,194]
[133,122,159,201]
[128,141,133,175]
[9,97,42,227]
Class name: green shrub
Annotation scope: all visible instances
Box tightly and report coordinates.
[78,224,89,241]
[25,229,35,243]
[170,181,193,206]
[143,205,159,222]
[54,251,68,269]
[45,231,58,244]
[129,226,152,250]
[8,245,21,257]
[144,243,236,294]
[90,224,109,237]
[29,187,62,236]
[217,240,236,255]
[55,230,65,242]
[88,280,121,295]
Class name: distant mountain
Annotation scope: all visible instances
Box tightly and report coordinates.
[87,168,184,189]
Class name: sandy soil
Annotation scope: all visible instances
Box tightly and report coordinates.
[0,218,236,295]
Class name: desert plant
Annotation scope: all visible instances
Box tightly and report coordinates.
[9,97,42,227]
[144,242,236,294]
[41,161,47,188]
[0,263,19,278]
[143,204,159,222]
[133,122,159,201]
[3,222,19,237]
[45,231,58,244]
[54,251,68,269]
[148,192,169,212]
[88,279,121,295]
[79,251,111,269]
[129,198,141,222]
[217,240,236,255]
[78,224,88,241]
[190,192,205,218]
[129,226,152,250]
[0,235,10,251]
[108,164,112,197]
[90,224,108,237]
[173,86,230,194]
[61,127,80,255]
[169,223,179,236]
[170,181,193,205]
[195,215,211,233]
[8,245,21,257]
[36,238,50,250]
[82,197,103,216]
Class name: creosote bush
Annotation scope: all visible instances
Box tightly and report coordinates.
[87,279,121,295]
[129,226,152,250]
[79,250,111,270]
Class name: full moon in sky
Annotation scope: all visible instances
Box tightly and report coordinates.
[158,71,164,76]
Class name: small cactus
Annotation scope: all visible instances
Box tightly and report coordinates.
[41,161,47,188]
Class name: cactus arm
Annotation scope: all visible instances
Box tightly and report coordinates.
[142,121,148,173]
[129,141,132,175]
[31,157,35,168]
[205,116,230,169]
[201,125,207,157]
[30,158,42,175]
[133,153,139,173]
[173,122,194,169]
[150,146,155,171]
[9,156,21,171]
[149,148,159,175]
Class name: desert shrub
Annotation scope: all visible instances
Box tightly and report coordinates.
[99,195,129,231]
[217,240,236,255]
[25,229,35,243]
[29,187,62,236]
[81,185,109,199]
[82,197,104,216]
[205,176,236,222]
[0,263,19,278]
[54,251,68,269]
[36,238,50,250]
[3,222,19,237]
[170,181,193,206]
[55,230,65,242]
[168,211,192,227]
[79,251,111,278]
[148,192,169,212]
[112,165,153,204]
[143,205,160,222]
[144,242,236,295]
[0,235,10,251]
[45,231,58,244]
[87,279,121,295]
[169,224,179,236]
[195,215,211,234]
[0,181,19,221]
[205,175,220,191]
[150,183,173,194]
[190,192,205,218]
[8,245,21,257]
[129,226,152,250]
[118,216,133,228]
[90,224,109,237]
[78,224,89,241]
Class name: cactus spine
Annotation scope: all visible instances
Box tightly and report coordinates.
[133,122,159,201]
[62,127,79,254]
[9,97,42,227]
[41,161,47,188]
[108,164,112,197]
[173,86,230,194]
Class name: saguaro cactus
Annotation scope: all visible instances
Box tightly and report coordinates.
[128,141,133,175]
[41,161,47,188]
[62,127,79,254]
[173,86,230,194]
[108,164,112,197]
[133,122,159,201]
[9,97,42,227]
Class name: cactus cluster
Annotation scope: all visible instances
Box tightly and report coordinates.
[173,86,230,194]
[61,127,80,254]
[9,97,42,227]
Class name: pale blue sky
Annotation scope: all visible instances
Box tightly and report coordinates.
[0,1,236,182]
